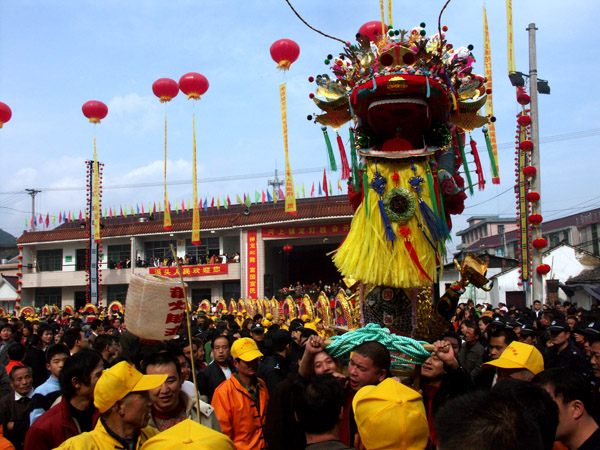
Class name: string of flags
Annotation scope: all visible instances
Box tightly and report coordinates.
[25,175,347,230]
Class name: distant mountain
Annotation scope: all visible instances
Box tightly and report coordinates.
[0,229,16,246]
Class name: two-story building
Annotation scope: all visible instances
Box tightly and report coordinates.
[13,196,353,312]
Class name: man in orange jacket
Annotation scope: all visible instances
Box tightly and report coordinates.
[211,338,269,450]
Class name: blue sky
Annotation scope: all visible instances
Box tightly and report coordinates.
[1,0,599,252]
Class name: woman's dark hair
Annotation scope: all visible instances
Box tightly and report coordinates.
[60,350,102,400]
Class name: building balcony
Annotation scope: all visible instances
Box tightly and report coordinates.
[21,263,242,289]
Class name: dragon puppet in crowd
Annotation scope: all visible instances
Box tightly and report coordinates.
[305,16,494,339]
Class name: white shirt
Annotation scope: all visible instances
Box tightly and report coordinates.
[220,364,232,380]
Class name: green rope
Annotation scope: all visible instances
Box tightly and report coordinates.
[326,323,431,369]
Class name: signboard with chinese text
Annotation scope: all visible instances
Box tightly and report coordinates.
[262,223,350,239]
[247,230,258,299]
[149,264,228,278]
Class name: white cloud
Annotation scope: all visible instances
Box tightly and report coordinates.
[105,93,162,134]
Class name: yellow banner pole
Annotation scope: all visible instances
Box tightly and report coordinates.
[280,83,297,215]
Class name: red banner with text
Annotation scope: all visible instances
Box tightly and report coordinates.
[247,230,258,298]
[149,264,228,278]
[262,223,350,239]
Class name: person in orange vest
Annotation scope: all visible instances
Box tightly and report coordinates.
[211,338,269,450]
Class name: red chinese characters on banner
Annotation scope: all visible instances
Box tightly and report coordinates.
[149,264,228,278]
[262,223,350,239]
[247,230,258,298]
[164,287,186,337]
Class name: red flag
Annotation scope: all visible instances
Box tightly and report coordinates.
[120,206,124,217]
[323,169,329,201]
[311,182,315,197]
[59,212,62,223]
[30,216,34,228]
[243,193,247,203]
[153,203,156,214]
[181,200,185,212]
[45,213,50,227]
[68,211,71,222]
[227,196,231,207]
[141,204,144,215]
[211,197,214,210]
[261,190,265,203]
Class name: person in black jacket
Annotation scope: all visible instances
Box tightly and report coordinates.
[421,340,474,448]
[0,365,33,450]
[197,335,235,402]
[257,330,291,393]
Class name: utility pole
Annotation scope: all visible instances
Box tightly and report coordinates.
[528,23,543,306]
[25,189,41,231]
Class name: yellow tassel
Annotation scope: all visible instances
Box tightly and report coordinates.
[276,60,292,71]
[333,159,438,288]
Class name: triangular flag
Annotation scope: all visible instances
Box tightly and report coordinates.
[223,196,228,210]
[153,203,157,214]
[137,204,140,215]
[25,217,28,227]
[318,182,322,196]
[267,190,273,202]
[124,207,128,218]
[255,190,260,203]
[59,212,62,223]
[211,197,214,210]
[158,202,162,213]
[175,201,179,213]
[187,200,190,211]
[141,204,145,215]
[243,193,247,203]
[33,215,37,226]
[120,206,123,217]
[68,211,71,222]
[217,197,221,210]
[278,187,285,201]
[181,200,185,212]
[296,186,300,198]
[245,194,252,208]
[262,190,266,204]
[131,205,135,216]
[45,213,50,227]
[52,214,56,224]
[236,194,243,204]
[311,182,315,197]
[227,196,231,207]
[329,180,333,196]
[273,187,277,204]
[323,169,329,201]
[338,179,342,192]
[78,211,82,221]
[203,198,208,210]
[302,183,306,198]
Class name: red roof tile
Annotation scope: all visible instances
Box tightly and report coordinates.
[17,196,354,244]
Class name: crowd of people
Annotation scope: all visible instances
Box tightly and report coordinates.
[107,253,242,271]
[0,297,598,449]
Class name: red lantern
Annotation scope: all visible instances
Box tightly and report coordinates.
[0,102,12,128]
[516,88,530,105]
[536,264,551,275]
[152,78,179,103]
[16,272,22,277]
[179,73,209,100]
[82,101,108,123]
[526,191,540,202]
[17,255,22,260]
[517,115,532,126]
[533,238,548,249]
[358,21,386,42]
[283,244,293,254]
[523,166,537,177]
[16,289,21,294]
[270,39,300,71]
[529,214,543,225]
[520,140,534,151]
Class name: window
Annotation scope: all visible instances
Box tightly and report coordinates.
[74,291,87,310]
[106,285,128,303]
[35,287,61,308]
[498,224,505,235]
[563,230,570,244]
[495,247,505,257]
[76,249,87,271]
[107,244,131,266]
[191,288,212,307]
[185,237,220,262]
[37,249,63,272]
[144,240,176,261]
[483,226,488,237]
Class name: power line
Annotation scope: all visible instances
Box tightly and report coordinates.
[1,128,599,196]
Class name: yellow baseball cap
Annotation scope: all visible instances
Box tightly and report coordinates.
[140,419,235,450]
[483,341,544,375]
[352,379,429,450]
[231,337,263,362]
[94,361,167,413]
[301,314,310,323]
[266,313,273,320]
[303,322,318,332]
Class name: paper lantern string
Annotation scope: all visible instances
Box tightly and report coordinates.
[326,323,431,369]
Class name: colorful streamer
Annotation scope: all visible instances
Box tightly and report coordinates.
[191,114,200,245]
[483,7,500,183]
